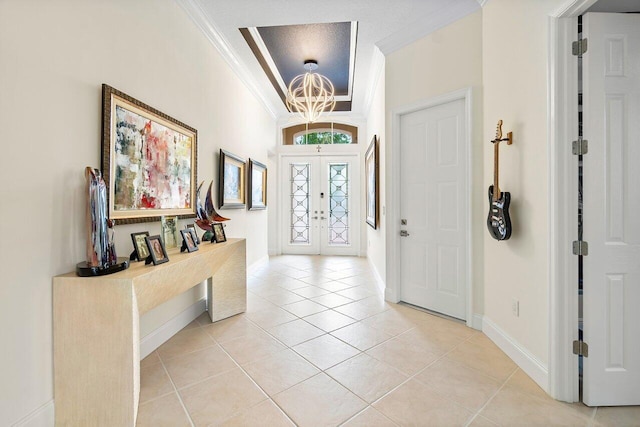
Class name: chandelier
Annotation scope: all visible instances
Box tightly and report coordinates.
[286,60,336,123]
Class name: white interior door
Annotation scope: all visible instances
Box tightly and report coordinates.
[399,98,468,320]
[280,154,359,256]
[582,12,640,406]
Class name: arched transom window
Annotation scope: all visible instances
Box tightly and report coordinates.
[283,122,358,145]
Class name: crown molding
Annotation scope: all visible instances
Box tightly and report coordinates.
[175,0,278,119]
[477,0,490,7]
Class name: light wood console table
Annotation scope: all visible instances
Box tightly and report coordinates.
[53,238,246,426]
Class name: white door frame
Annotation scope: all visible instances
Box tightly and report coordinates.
[277,150,361,256]
[386,87,473,328]
[547,0,601,402]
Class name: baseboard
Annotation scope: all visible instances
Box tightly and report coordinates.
[366,256,386,295]
[472,314,484,331]
[249,255,269,274]
[483,316,549,393]
[11,399,54,427]
[140,298,207,359]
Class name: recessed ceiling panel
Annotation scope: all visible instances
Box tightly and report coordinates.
[257,22,352,95]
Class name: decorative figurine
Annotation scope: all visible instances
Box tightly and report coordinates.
[195,181,229,241]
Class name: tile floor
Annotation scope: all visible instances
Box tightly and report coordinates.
[137,255,640,426]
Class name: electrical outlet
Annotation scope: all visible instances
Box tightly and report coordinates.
[511,299,520,317]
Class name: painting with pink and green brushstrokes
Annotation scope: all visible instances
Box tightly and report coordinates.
[113,105,192,211]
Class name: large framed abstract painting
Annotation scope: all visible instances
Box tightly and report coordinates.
[219,149,246,209]
[365,135,379,229]
[248,159,267,211]
[101,84,197,223]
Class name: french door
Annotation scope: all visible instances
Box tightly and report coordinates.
[280,154,359,256]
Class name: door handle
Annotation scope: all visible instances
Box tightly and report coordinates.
[320,217,326,220]
[312,216,318,220]
[400,230,410,237]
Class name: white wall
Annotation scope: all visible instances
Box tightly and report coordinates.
[482,0,566,370]
[0,0,275,424]
[384,10,484,315]
[365,48,387,284]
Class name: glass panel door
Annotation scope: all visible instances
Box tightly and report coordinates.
[280,155,359,256]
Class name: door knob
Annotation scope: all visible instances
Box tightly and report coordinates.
[312,216,318,220]
[400,230,410,237]
[320,217,326,220]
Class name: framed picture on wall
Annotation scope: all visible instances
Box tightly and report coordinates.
[248,159,267,210]
[101,84,198,224]
[218,149,246,209]
[365,135,379,229]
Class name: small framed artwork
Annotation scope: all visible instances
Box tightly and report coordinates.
[365,135,379,229]
[180,229,199,253]
[161,216,179,249]
[145,235,169,265]
[101,84,198,224]
[185,223,200,244]
[248,159,267,210]
[212,223,227,243]
[130,231,150,261]
[219,149,246,209]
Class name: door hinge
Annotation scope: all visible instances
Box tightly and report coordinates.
[573,340,589,357]
[573,240,589,256]
[572,38,588,56]
[572,138,588,155]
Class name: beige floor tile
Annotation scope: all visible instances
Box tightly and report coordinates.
[293,334,360,370]
[414,358,502,411]
[246,295,276,313]
[315,280,355,292]
[266,319,325,346]
[219,329,287,365]
[136,392,191,427]
[182,319,201,331]
[326,353,408,403]
[373,379,474,426]
[163,345,237,389]
[262,290,306,306]
[336,286,378,301]
[273,373,367,427]
[281,299,328,317]
[342,407,397,427]
[243,349,320,396]
[480,387,593,427]
[292,286,332,299]
[201,314,261,343]
[245,306,298,329]
[195,311,213,326]
[140,362,174,404]
[594,406,640,427]
[299,275,334,286]
[366,335,439,376]
[156,327,215,361]
[140,351,161,368]
[303,309,357,332]
[334,299,389,320]
[331,322,393,351]
[444,341,517,382]
[467,415,499,426]
[311,292,354,308]
[360,310,416,337]
[397,327,467,357]
[219,400,295,426]
[179,368,267,426]
[502,368,549,400]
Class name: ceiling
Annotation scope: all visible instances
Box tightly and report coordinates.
[179,0,483,121]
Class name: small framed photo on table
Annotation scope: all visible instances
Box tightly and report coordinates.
[145,235,169,265]
[185,223,200,244]
[180,229,198,253]
[130,231,150,261]
[212,223,227,243]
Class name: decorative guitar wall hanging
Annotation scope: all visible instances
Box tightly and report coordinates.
[487,120,513,241]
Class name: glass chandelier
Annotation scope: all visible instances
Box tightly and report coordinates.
[286,60,336,123]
